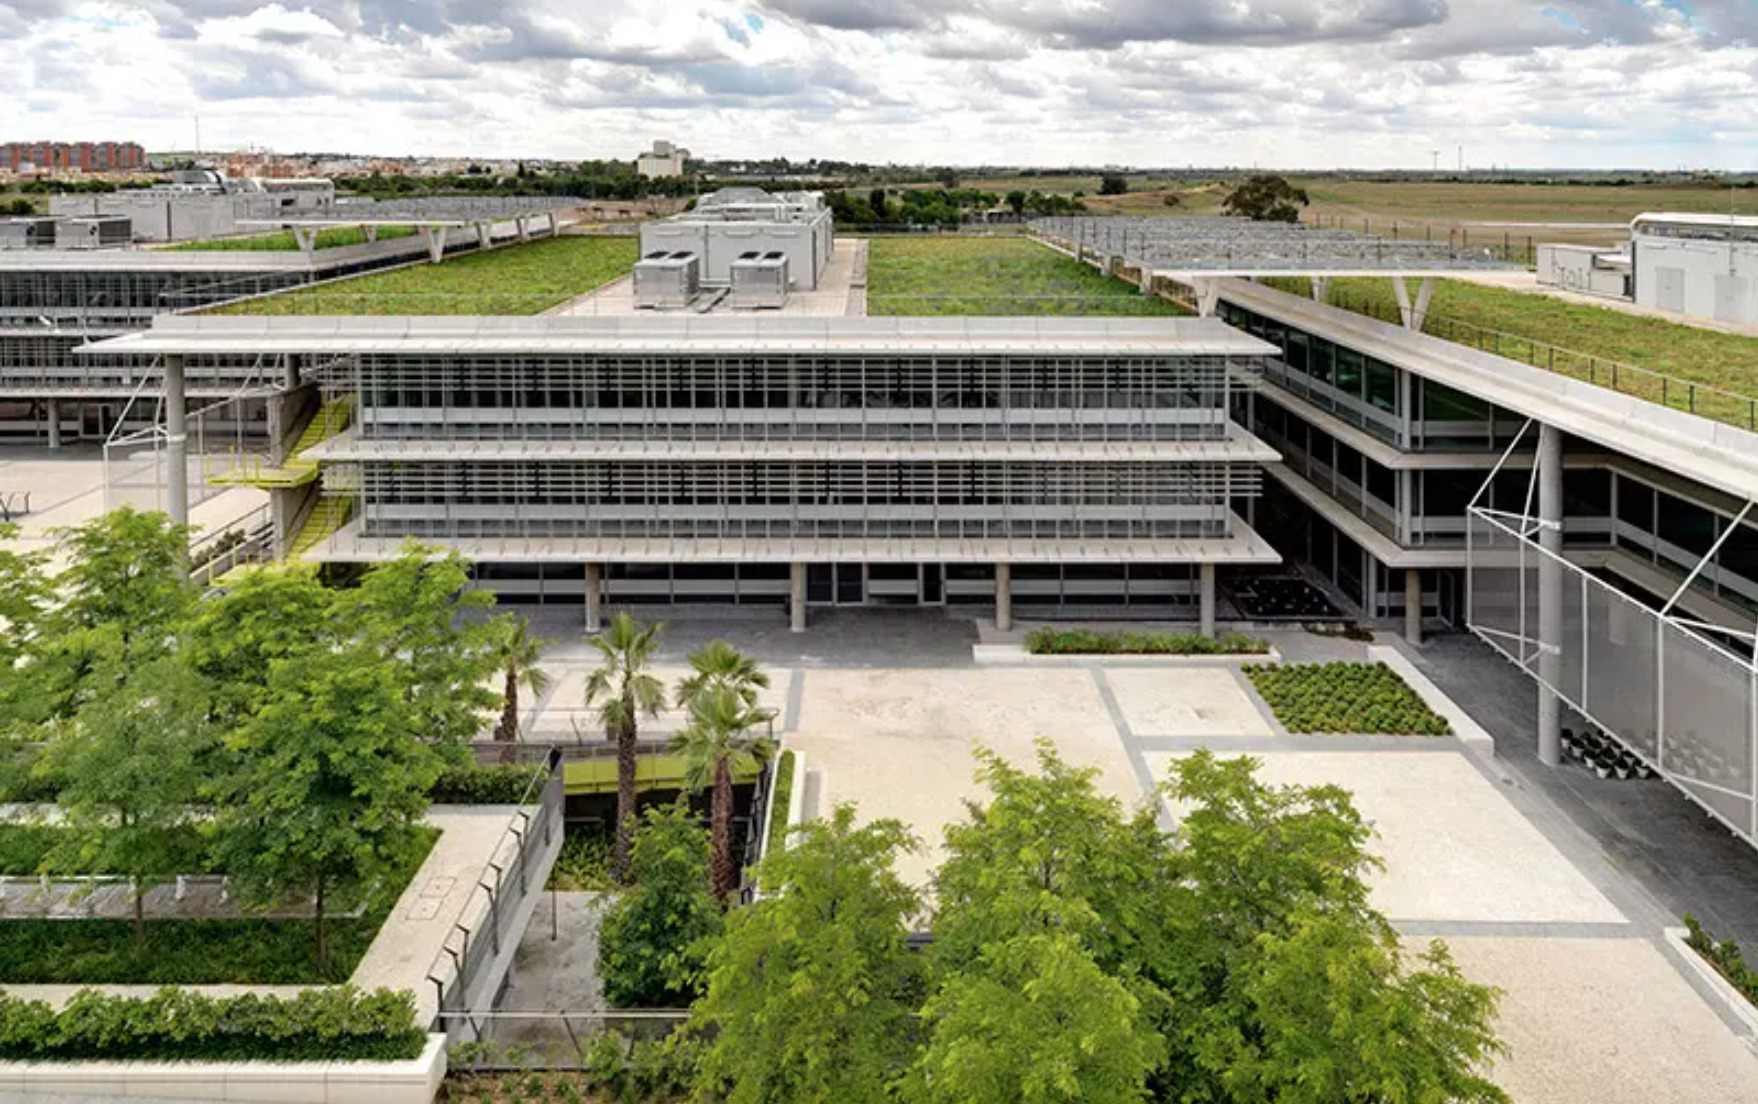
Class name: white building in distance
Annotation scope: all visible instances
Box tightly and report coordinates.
[636,140,689,179]
[1538,212,1758,326]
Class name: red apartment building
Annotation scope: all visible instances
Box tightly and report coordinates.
[3,141,147,173]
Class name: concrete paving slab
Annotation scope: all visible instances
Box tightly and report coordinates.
[1104,666,1275,738]
[1427,936,1758,1104]
[1148,751,1627,925]
[789,667,1139,887]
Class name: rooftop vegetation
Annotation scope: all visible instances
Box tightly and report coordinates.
[867,236,1188,317]
[164,225,418,252]
[214,234,636,315]
[1264,276,1758,415]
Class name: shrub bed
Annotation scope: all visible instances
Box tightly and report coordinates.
[765,750,797,856]
[0,985,425,1062]
[1025,628,1269,656]
[1244,662,1452,736]
[549,828,615,892]
[430,764,546,805]
[1685,915,1758,1009]
[0,829,436,985]
[0,823,212,876]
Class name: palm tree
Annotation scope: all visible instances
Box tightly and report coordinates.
[584,613,667,882]
[675,638,771,712]
[492,615,552,748]
[670,684,775,901]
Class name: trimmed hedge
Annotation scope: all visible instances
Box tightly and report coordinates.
[0,823,212,876]
[1025,628,1269,656]
[0,985,426,1062]
[429,764,546,805]
[1685,915,1758,1009]
[1244,662,1452,736]
[765,750,797,856]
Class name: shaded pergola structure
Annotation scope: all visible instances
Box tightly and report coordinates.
[239,196,583,264]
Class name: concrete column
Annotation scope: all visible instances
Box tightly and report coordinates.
[1198,563,1217,639]
[1536,422,1565,767]
[790,563,808,633]
[45,398,61,449]
[164,354,189,529]
[585,563,603,635]
[1404,568,1423,646]
[1392,277,1437,331]
[995,564,1012,633]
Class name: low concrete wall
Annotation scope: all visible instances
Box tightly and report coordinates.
[0,1032,446,1104]
[1664,927,1758,1040]
[973,644,1281,667]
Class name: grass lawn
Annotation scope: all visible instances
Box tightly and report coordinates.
[867,236,1186,316]
[1263,276,1758,425]
[0,828,437,985]
[214,234,637,316]
[165,225,418,252]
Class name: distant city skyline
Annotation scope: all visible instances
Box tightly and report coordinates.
[5,1,1756,171]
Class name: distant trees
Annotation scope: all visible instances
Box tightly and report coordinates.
[869,187,889,223]
[1005,190,1027,216]
[1222,174,1311,222]
[1099,173,1129,196]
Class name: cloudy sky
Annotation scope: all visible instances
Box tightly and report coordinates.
[4,0,1755,168]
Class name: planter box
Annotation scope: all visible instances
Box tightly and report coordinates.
[974,644,1282,667]
[1366,647,1497,759]
[1665,927,1758,1039]
[0,1033,446,1104]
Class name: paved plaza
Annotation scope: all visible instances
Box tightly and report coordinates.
[504,609,1758,1103]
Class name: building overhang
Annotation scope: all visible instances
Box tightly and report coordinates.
[79,315,1281,360]
[304,426,1282,466]
[1220,279,1758,503]
[296,513,1282,567]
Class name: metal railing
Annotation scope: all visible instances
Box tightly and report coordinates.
[428,749,565,1034]
[1292,281,1758,433]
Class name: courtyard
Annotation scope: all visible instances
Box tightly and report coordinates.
[497,609,1758,1104]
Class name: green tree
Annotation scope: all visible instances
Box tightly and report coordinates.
[50,506,196,646]
[341,543,501,758]
[668,685,774,901]
[213,644,442,972]
[490,614,552,746]
[909,926,1159,1104]
[584,612,668,882]
[1005,189,1027,216]
[1099,173,1129,196]
[869,187,889,224]
[38,653,210,944]
[184,565,333,729]
[0,525,52,732]
[675,639,769,712]
[1221,174,1310,222]
[693,806,921,1104]
[598,802,723,1008]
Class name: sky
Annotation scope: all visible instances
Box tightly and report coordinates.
[3,0,1757,169]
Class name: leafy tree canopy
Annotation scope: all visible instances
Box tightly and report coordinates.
[1221,174,1311,222]
[598,802,724,1008]
[694,806,922,1104]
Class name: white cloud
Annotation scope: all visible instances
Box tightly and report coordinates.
[0,0,1751,168]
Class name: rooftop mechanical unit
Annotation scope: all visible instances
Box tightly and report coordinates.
[56,216,131,250]
[632,250,701,310]
[729,251,790,310]
[0,217,58,250]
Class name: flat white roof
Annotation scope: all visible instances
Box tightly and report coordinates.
[1632,212,1758,231]
[83,315,1281,358]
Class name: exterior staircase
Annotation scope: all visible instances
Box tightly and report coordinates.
[207,398,353,489]
[289,495,352,560]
